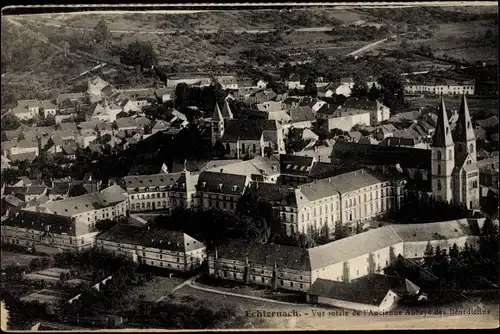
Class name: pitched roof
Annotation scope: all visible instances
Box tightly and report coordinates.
[279,154,314,177]
[27,185,128,217]
[317,103,341,116]
[389,219,480,243]
[432,97,454,147]
[4,210,90,236]
[222,119,277,142]
[453,95,476,143]
[330,141,431,170]
[308,275,419,306]
[97,224,205,252]
[215,239,311,271]
[123,173,183,190]
[9,152,38,162]
[342,97,378,111]
[308,226,403,270]
[26,185,47,196]
[196,171,247,195]
[245,182,298,207]
[289,107,315,123]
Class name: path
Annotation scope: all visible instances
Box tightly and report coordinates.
[186,279,304,307]
[155,273,200,302]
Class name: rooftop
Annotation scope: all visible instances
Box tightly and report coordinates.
[97,224,205,252]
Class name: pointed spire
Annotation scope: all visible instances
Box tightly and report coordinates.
[212,102,223,121]
[221,98,233,120]
[432,96,454,147]
[453,94,475,143]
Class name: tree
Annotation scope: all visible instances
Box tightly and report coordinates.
[424,241,434,267]
[377,70,405,113]
[304,77,317,96]
[213,141,226,158]
[449,243,459,259]
[1,113,21,131]
[267,81,287,94]
[119,40,158,69]
[351,77,369,98]
[94,19,110,44]
[95,218,120,232]
[368,83,381,101]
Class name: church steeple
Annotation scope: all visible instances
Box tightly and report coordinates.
[211,102,225,145]
[212,102,224,121]
[430,96,455,203]
[221,98,234,120]
[432,96,454,148]
[453,94,476,162]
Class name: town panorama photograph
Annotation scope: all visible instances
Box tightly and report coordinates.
[0,3,499,331]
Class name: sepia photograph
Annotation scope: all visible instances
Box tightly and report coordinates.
[0,2,499,331]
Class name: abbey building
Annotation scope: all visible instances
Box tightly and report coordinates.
[431,95,479,209]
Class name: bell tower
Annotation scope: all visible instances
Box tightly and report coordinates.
[431,97,455,202]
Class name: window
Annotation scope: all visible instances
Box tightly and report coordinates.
[437,151,442,160]
[261,277,265,283]
[300,283,303,289]
[437,180,442,191]
[290,282,294,287]
[469,144,474,153]
[280,280,284,286]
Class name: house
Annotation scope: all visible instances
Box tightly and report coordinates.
[2,195,26,217]
[24,185,48,202]
[204,156,280,184]
[340,77,355,89]
[375,124,397,140]
[120,99,142,114]
[279,154,316,185]
[115,117,140,132]
[341,98,391,125]
[39,100,58,118]
[87,77,110,101]
[11,100,40,120]
[256,101,283,113]
[60,142,78,160]
[23,184,128,228]
[477,157,499,190]
[307,275,420,312]
[166,77,211,88]
[325,109,371,133]
[91,100,122,122]
[318,82,352,98]
[8,152,38,163]
[154,88,172,103]
[256,79,268,89]
[287,107,316,129]
[299,97,327,113]
[151,120,170,134]
[8,139,40,157]
[404,78,475,96]
[285,74,302,90]
[57,92,86,104]
[77,129,98,148]
[96,224,206,272]
[195,171,249,212]
[1,210,99,253]
[217,75,238,90]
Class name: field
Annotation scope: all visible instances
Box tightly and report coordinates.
[127,275,185,302]
[0,250,48,269]
[407,96,499,120]
[378,19,498,63]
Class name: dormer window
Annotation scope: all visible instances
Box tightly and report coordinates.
[218,184,223,191]
[232,185,238,192]
[202,182,207,188]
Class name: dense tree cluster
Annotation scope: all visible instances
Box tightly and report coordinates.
[383,191,470,223]
[149,208,271,248]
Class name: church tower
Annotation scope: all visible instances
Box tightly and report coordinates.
[211,102,225,145]
[431,97,455,202]
[453,94,476,163]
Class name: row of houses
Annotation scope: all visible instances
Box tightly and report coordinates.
[403,78,475,96]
